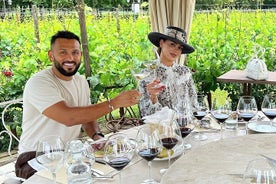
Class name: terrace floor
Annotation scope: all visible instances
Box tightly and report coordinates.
[0,150,18,183]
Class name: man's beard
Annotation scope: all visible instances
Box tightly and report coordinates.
[53,58,80,77]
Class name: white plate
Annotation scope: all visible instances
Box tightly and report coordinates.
[248,121,276,133]
[154,145,184,161]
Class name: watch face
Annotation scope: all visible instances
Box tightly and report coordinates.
[92,132,104,139]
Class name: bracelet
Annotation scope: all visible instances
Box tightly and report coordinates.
[92,132,104,139]
[107,99,114,112]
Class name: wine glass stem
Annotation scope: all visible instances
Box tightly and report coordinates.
[119,172,122,184]
[220,123,223,140]
[52,172,57,184]
[245,122,248,135]
[148,161,152,179]
[167,150,171,168]
[200,119,204,138]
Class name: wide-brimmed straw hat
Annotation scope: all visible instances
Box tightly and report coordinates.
[148,26,195,54]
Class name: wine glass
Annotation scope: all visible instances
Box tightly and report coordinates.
[237,96,258,134]
[243,158,276,184]
[104,133,135,184]
[132,68,150,83]
[176,108,194,150]
[193,94,209,141]
[211,97,232,140]
[132,64,152,106]
[132,62,152,88]
[261,94,276,127]
[136,125,162,184]
[36,135,65,184]
[159,116,182,174]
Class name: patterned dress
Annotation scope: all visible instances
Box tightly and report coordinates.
[139,59,198,119]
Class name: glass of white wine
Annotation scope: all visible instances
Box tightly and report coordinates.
[132,62,151,86]
[36,135,65,184]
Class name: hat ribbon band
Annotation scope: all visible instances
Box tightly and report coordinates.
[165,28,187,43]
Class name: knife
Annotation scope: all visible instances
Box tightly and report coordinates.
[91,168,105,176]
[95,159,106,165]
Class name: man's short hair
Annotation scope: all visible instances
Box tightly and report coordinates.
[50,30,81,47]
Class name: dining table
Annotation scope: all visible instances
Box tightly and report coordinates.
[217,70,276,95]
[161,133,276,184]
[23,115,276,184]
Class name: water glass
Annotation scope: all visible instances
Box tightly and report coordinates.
[225,112,238,130]
[243,158,276,184]
[66,139,94,184]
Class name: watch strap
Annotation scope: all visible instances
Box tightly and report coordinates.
[92,132,104,139]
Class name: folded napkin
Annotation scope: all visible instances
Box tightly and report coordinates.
[28,158,44,171]
[142,107,176,124]
[35,162,115,184]
[36,167,67,184]
[192,114,221,132]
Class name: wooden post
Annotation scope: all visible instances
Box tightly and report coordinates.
[2,0,6,14]
[76,0,92,83]
[115,7,120,35]
[31,5,40,46]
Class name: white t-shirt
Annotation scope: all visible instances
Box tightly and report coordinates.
[19,68,91,154]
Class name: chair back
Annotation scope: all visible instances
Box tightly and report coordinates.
[0,99,23,156]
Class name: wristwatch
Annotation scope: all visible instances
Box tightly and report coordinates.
[92,132,105,139]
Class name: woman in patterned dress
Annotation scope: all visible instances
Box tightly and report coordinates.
[139,26,198,119]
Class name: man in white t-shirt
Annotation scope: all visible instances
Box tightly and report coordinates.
[15,30,140,179]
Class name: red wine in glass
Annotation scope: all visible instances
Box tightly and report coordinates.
[138,148,160,162]
[159,119,182,175]
[213,113,230,124]
[161,137,178,150]
[104,133,134,184]
[176,117,193,149]
[261,94,276,127]
[106,157,131,171]
[180,127,192,138]
[194,94,209,141]
[136,125,162,184]
[177,118,192,138]
[262,110,276,120]
[211,97,232,139]
[240,112,255,122]
[193,111,207,121]
[237,96,258,134]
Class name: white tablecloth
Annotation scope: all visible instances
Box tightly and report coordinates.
[160,133,276,184]
[24,120,274,184]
